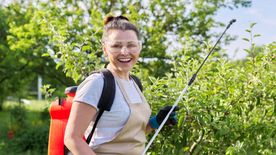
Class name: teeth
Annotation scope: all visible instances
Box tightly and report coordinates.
[118,58,131,62]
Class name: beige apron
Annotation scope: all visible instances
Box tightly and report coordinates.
[94,77,151,155]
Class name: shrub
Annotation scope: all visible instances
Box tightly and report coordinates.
[6,124,49,154]
[3,103,49,154]
[145,42,276,154]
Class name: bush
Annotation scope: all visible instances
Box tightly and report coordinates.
[2,103,50,154]
[145,42,276,154]
[8,104,28,130]
[5,124,49,154]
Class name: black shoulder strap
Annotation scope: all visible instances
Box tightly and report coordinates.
[97,69,116,111]
[130,75,143,92]
[86,69,115,144]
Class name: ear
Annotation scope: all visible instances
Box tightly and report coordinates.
[102,45,108,57]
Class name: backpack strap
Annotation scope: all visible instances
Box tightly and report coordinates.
[130,75,143,92]
[86,69,115,144]
[97,69,116,111]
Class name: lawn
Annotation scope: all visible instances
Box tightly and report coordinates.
[0,100,50,154]
[3,99,49,111]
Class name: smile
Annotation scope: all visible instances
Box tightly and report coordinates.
[118,58,132,63]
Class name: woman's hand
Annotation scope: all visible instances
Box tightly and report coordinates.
[149,106,179,129]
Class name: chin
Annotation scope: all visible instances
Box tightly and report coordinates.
[117,66,132,73]
[109,61,136,73]
[117,62,135,71]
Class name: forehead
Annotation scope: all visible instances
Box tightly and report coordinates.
[106,29,138,41]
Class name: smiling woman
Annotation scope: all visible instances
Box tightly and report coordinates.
[64,15,179,155]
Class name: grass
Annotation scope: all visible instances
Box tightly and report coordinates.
[0,99,50,154]
[3,100,50,122]
[3,99,49,111]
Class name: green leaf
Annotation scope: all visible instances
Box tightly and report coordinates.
[243,49,250,53]
[253,34,261,38]
[250,22,257,28]
[242,38,250,42]
[81,45,90,52]
[42,53,50,57]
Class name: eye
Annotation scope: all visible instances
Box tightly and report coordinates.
[110,43,122,48]
[127,42,138,48]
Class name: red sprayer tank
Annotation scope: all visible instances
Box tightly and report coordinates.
[48,86,77,155]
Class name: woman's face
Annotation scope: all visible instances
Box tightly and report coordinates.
[103,29,141,74]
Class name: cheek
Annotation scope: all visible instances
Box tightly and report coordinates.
[134,53,140,60]
[107,53,118,61]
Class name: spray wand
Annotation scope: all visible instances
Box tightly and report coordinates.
[142,19,236,155]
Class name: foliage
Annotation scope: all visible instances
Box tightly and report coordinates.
[9,104,28,130]
[0,5,35,109]
[5,124,49,154]
[144,41,276,154]
[0,100,49,154]
[3,0,250,83]
[0,0,252,109]
[242,22,264,59]
[0,3,75,110]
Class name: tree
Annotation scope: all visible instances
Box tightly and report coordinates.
[0,3,74,110]
[24,0,251,82]
[0,0,252,108]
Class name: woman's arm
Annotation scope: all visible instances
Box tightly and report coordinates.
[64,101,97,155]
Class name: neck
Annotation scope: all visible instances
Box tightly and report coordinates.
[106,64,130,80]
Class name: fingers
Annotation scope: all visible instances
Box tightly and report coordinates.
[169,112,178,125]
[162,105,180,112]
[173,106,180,111]
[166,116,177,126]
[157,105,179,126]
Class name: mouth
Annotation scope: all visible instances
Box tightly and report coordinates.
[118,58,132,63]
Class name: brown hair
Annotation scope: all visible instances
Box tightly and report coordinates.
[102,15,140,41]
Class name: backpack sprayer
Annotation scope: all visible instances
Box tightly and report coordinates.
[142,19,236,155]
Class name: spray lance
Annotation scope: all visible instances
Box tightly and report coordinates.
[142,19,236,155]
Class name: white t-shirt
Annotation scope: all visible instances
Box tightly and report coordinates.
[73,73,143,147]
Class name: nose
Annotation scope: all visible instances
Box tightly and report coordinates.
[120,46,129,54]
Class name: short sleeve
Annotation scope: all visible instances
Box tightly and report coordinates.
[73,73,104,111]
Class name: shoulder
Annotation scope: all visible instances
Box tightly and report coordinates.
[73,72,105,110]
[85,72,103,81]
[78,73,104,91]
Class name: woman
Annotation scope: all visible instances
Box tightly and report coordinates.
[64,15,178,155]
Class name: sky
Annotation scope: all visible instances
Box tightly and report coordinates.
[214,0,276,59]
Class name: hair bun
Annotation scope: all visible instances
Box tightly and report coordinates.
[104,15,114,25]
[103,15,129,25]
[116,15,129,21]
